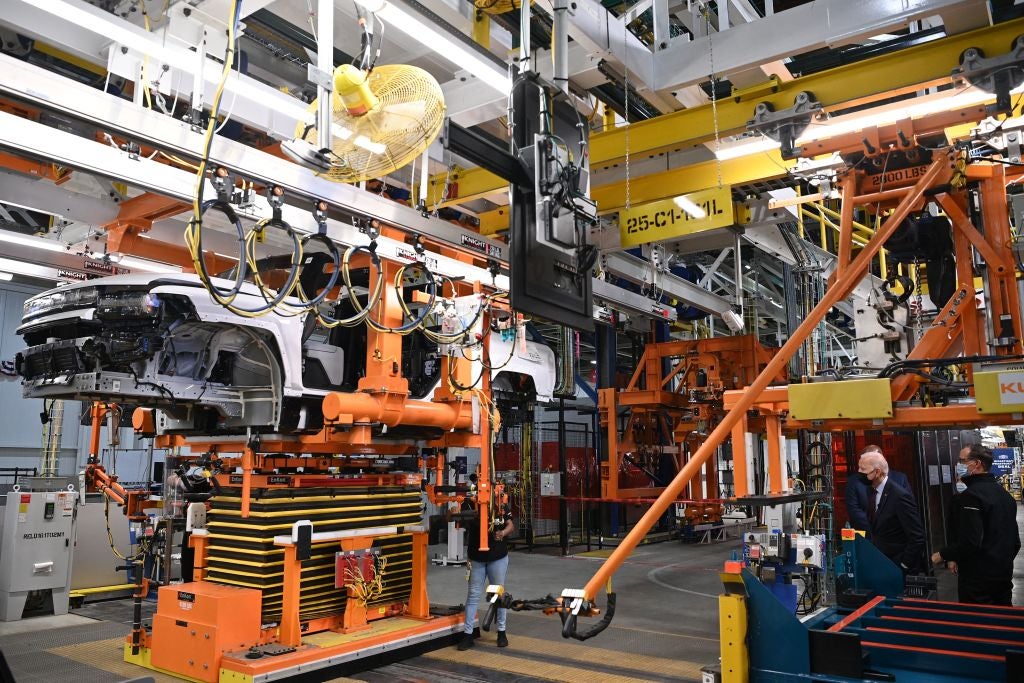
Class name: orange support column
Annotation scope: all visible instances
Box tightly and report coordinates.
[241,448,254,518]
[705,447,719,500]
[361,260,408,391]
[407,532,430,619]
[88,402,106,460]
[731,412,749,498]
[765,413,784,495]
[598,389,619,499]
[948,204,985,359]
[279,545,302,647]
[979,171,1023,356]
[189,533,209,581]
[836,174,858,275]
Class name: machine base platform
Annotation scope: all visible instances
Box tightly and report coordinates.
[124,613,465,682]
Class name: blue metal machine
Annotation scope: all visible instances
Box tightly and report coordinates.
[718,532,1024,682]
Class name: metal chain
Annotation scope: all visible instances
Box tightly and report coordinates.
[703,2,723,188]
[623,18,631,215]
[432,149,455,217]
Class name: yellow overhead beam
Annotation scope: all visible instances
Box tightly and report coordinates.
[593,150,794,213]
[590,17,1024,166]
[34,42,107,77]
[478,206,510,236]
[432,18,1024,208]
[425,166,505,208]
[477,151,794,233]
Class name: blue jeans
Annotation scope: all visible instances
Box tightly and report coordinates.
[463,555,508,634]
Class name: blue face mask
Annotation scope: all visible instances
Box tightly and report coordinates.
[955,462,969,477]
[955,481,968,493]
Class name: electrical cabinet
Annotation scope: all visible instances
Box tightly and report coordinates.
[0,487,78,620]
[539,472,561,496]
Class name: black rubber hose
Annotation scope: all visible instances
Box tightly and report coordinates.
[560,593,616,641]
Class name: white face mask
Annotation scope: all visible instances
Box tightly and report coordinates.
[955,481,968,494]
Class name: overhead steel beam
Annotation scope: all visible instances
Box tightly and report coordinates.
[652,0,989,91]
[0,170,119,226]
[591,16,1024,165]
[533,0,658,99]
[0,52,509,263]
[592,278,677,323]
[601,251,733,316]
[457,146,791,234]
[0,53,684,323]
[443,122,529,187]
[2,0,332,141]
[431,18,1024,216]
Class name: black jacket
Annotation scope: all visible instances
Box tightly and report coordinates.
[940,472,1021,580]
[463,502,513,563]
[867,478,926,572]
[846,469,912,531]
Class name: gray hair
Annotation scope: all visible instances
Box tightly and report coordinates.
[860,451,889,474]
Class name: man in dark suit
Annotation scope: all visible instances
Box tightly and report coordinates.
[858,451,926,573]
[846,444,912,530]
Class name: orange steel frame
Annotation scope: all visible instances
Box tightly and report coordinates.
[129,256,503,680]
[82,401,153,521]
[599,336,782,500]
[575,141,1024,605]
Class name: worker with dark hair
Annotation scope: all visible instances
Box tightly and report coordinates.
[846,444,912,531]
[932,444,1021,605]
[457,496,514,651]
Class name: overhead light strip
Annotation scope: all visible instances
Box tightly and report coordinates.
[13,0,352,139]
[353,0,512,94]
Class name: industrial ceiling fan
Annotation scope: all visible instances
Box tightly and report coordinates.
[282,37,446,183]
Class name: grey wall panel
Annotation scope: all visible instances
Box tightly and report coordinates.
[0,282,83,473]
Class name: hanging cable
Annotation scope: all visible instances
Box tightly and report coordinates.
[184,0,245,309]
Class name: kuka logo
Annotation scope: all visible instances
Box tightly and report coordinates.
[995,372,1024,404]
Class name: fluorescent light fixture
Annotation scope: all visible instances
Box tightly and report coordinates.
[796,84,1024,146]
[713,136,782,160]
[0,256,62,281]
[0,272,12,281]
[354,0,512,94]
[712,84,1024,160]
[673,195,707,219]
[354,135,387,155]
[17,0,349,142]
[3,231,69,253]
[119,256,183,273]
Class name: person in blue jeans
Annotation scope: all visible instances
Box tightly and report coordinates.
[458,502,514,650]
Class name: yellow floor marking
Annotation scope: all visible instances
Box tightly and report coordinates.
[48,638,183,683]
[575,549,616,558]
[423,646,650,683]
[514,608,719,643]
[463,633,707,680]
[303,617,432,648]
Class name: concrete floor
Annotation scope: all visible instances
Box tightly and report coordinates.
[0,538,732,683]
[4,509,1024,683]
